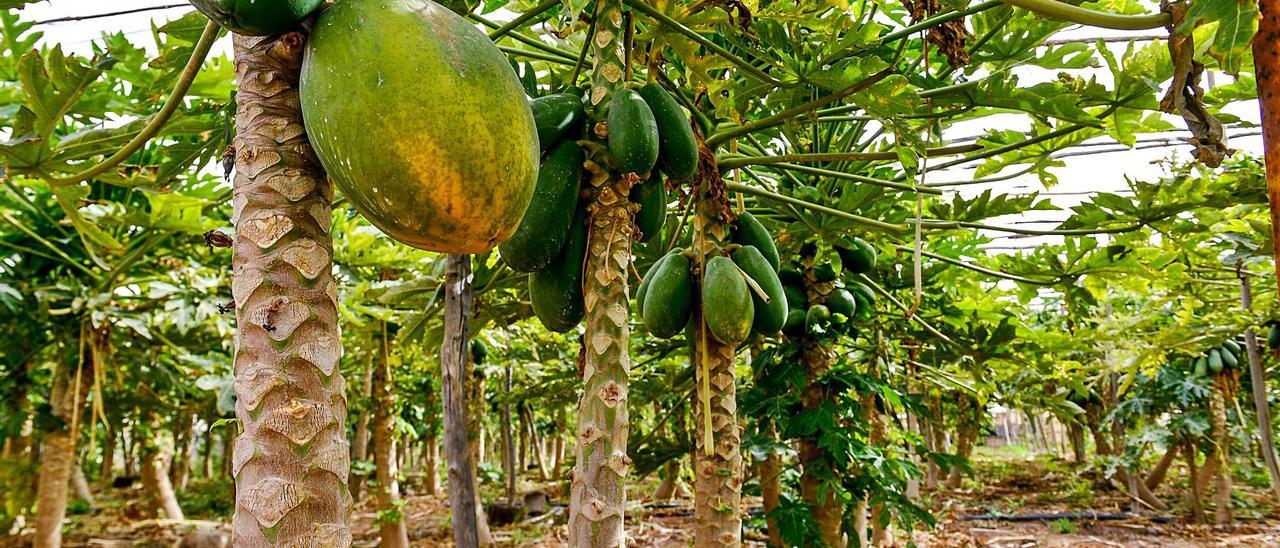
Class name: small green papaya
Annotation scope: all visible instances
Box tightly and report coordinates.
[783,284,808,311]
[825,289,857,320]
[530,93,585,151]
[732,246,788,334]
[1222,339,1242,354]
[529,210,588,332]
[806,305,831,336]
[636,252,675,305]
[779,265,804,287]
[731,212,780,272]
[836,238,877,274]
[1193,357,1207,377]
[813,263,838,283]
[702,256,754,345]
[191,0,324,36]
[1221,346,1239,368]
[500,140,584,272]
[1207,350,1224,374]
[638,83,698,179]
[643,253,694,339]
[782,308,806,336]
[607,89,660,174]
[849,281,876,320]
[1269,324,1280,350]
[470,339,488,365]
[631,175,668,243]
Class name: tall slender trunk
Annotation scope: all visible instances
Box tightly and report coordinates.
[33,327,95,548]
[1252,0,1280,308]
[502,364,516,505]
[100,426,116,491]
[1068,422,1086,465]
[230,33,349,546]
[123,425,136,478]
[201,425,213,479]
[1185,438,1203,523]
[1144,444,1179,490]
[424,435,440,496]
[351,357,374,503]
[527,407,549,481]
[517,402,529,478]
[373,324,408,547]
[567,0,635,544]
[946,397,977,490]
[466,350,494,545]
[798,261,843,548]
[759,421,782,547]
[171,414,192,491]
[440,255,480,547]
[141,420,184,521]
[70,458,94,508]
[1238,270,1280,502]
[1211,374,1233,525]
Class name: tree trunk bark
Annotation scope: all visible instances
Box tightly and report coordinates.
[33,327,95,548]
[502,364,516,506]
[527,407,549,481]
[171,415,192,491]
[351,357,374,504]
[1238,270,1280,503]
[70,458,94,508]
[1253,0,1280,309]
[946,397,977,490]
[1185,438,1203,523]
[1069,422,1086,465]
[100,426,116,491]
[230,32,350,546]
[424,435,440,496]
[441,254,481,547]
[123,425,135,478]
[141,429,184,521]
[797,263,843,548]
[466,347,494,545]
[759,422,782,548]
[1144,443,1179,491]
[566,1,635,545]
[373,324,408,547]
[1211,374,1233,525]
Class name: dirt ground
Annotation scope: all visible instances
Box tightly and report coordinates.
[8,446,1280,546]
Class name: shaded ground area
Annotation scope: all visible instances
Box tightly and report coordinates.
[8,446,1280,546]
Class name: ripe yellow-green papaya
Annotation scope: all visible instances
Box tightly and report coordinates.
[643,253,694,339]
[607,89,660,174]
[530,93,585,151]
[638,83,698,179]
[702,256,753,345]
[732,246,788,334]
[529,210,587,332]
[731,212,779,272]
[301,0,539,254]
[500,140,583,272]
[191,0,323,36]
[631,175,668,243]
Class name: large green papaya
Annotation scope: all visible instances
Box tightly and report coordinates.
[638,83,698,179]
[1207,349,1224,374]
[813,262,838,283]
[608,89,660,174]
[779,265,804,287]
[636,252,675,305]
[530,94,585,151]
[470,339,488,365]
[702,256,754,345]
[529,210,587,332]
[1193,356,1208,377]
[631,175,668,243]
[782,308,806,336]
[731,212,779,272]
[825,289,857,320]
[643,253,694,339]
[301,0,539,254]
[1222,339,1242,355]
[806,305,831,336]
[1269,324,1280,350]
[837,238,877,274]
[783,284,808,311]
[849,281,876,321]
[500,140,583,272]
[732,246,788,334]
[1220,345,1239,368]
[191,0,323,36]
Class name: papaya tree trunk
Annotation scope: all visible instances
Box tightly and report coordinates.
[567,0,635,543]
[140,422,184,521]
[759,421,783,547]
[1252,0,1280,308]
[100,425,116,490]
[1069,422,1086,465]
[351,356,374,503]
[373,324,408,547]
[230,33,350,546]
[467,342,493,545]
[799,262,844,548]
[502,364,516,505]
[527,407,549,481]
[1144,443,1179,491]
[1211,374,1233,525]
[1238,270,1280,502]
[440,254,480,547]
[33,327,95,548]
[1185,438,1203,523]
[424,435,440,496]
[70,457,94,508]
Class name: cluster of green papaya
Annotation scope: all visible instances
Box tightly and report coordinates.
[513,84,696,332]
[1190,339,1244,376]
[779,238,878,338]
[636,212,786,346]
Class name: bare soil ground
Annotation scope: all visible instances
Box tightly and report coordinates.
[7,446,1280,546]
